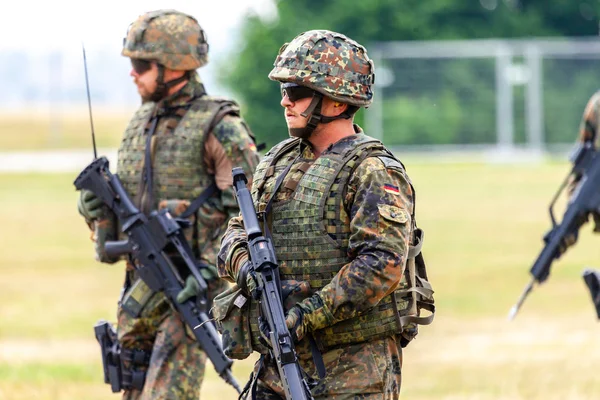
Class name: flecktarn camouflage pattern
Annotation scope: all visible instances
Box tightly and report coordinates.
[268,30,375,106]
[122,9,209,70]
[217,130,430,398]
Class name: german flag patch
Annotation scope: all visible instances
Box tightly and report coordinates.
[383,183,400,195]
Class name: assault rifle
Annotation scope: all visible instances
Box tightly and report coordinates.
[74,156,241,393]
[509,142,600,320]
[232,167,314,400]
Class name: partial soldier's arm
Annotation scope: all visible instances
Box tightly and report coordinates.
[217,215,249,284]
[202,114,259,276]
[290,157,414,334]
[206,114,260,215]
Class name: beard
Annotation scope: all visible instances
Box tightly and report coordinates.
[288,127,313,140]
[137,80,167,103]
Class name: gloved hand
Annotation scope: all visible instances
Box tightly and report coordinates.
[77,189,104,221]
[176,276,201,304]
[236,260,258,299]
[557,231,578,257]
[285,305,306,343]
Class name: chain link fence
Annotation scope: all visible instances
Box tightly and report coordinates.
[365,37,600,158]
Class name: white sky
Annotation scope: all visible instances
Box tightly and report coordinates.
[2,0,277,54]
[0,0,278,107]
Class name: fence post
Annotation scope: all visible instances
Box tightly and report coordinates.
[495,44,515,154]
[525,43,544,153]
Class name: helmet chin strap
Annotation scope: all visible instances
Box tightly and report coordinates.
[290,92,357,139]
[149,64,190,102]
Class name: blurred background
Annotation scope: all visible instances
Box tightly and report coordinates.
[1,1,600,399]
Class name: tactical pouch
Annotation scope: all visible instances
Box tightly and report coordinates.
[121,278,155,318]
[212,284,254,360]
[120,347,150,391]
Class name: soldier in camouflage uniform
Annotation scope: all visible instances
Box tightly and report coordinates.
[215,30,432,399]
[77,9,260,400]
[569,91,600,313]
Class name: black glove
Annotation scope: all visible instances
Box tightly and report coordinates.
[236,261,258,299]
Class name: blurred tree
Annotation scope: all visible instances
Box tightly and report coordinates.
[220,0,600,146]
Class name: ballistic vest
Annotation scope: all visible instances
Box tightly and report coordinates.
[117,95,240,211]
[248,133,434,351]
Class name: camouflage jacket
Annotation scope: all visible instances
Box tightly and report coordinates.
[218,127,414,345]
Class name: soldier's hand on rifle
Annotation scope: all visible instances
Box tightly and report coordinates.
[176,276,201,303]
[557,231,578,257]
[236,260,258,298]
[77,189,104,220]
[553,214,589,257]
[285,306,306,343]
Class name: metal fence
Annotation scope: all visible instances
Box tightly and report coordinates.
[365,37,600,157]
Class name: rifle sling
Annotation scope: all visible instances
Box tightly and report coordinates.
[179,181,220,219]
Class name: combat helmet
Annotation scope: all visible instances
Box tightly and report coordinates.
[122,9,209,71]
[268,30,375,107]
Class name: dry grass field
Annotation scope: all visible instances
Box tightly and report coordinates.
[0,109,133,151]
[0,114,599,399]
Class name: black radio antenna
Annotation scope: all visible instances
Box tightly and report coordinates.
[82,43,97,159]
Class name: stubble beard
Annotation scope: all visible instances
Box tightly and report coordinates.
[288,127,313,140]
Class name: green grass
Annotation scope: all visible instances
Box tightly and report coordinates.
[1,161,600,399]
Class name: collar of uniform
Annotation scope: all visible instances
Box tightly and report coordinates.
[317,132,362,156]
[299,139,318,160]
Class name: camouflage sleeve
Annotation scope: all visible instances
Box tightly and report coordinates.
[211,114,261,219]
[217,214,249,284]
[578,91,600,147]
[196,114,260,273]
[295,157,414,333]
[91,214,121,264]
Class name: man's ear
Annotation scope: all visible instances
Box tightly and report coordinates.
[332,101,348,116]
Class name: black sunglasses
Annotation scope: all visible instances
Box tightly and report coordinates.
[131,58,153,75]
[281,84,314,102]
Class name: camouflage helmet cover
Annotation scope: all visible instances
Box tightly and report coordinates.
[268,30,375,107]
[122,9,209,70]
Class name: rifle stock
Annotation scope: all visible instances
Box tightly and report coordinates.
[74,156,241,394]
[232,167,314,400]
